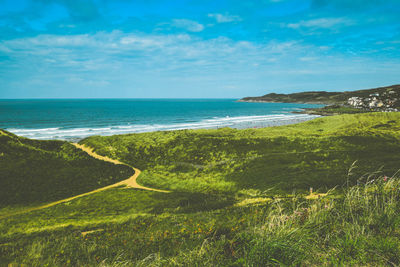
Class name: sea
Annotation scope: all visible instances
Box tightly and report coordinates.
[0,99,322,141]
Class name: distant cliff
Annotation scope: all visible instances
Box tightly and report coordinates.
[238,84,400,105]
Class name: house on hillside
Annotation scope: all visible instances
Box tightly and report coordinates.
[348,97,363,108]
[369,100,384,108]
[347,90,399,111]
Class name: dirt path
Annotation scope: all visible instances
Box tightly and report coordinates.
[0,143,168,220]
[72,143,169,192]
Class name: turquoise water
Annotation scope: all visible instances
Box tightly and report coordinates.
[0,99,322,140]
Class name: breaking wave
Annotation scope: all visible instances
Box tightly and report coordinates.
[7,114,319,141]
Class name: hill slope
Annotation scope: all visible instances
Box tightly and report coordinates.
[2,113,400,266]
[0,130,132,206]
[81,112,400,195]
[239,84,400,104]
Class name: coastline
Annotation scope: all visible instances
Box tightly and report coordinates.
[237,84,400,115]
[237,99,336,116]
[238,99,370,116]
[236,99,328,105]
[4,113,321,141]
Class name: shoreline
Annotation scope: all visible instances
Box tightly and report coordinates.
[238,99,340,116]
[4,113,321,141]
[236,99,329,105]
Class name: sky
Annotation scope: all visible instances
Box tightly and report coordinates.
[0,0,399,98]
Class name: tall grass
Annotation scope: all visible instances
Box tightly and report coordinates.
[3,113,400,265]
[128,173,400,266]
[82,113,400,195]
[2,174,400,266]
[0,130,132,206]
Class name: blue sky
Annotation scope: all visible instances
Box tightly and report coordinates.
[0,0,399,98]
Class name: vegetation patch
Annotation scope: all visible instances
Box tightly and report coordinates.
[0,130,132,206]
[2,113,400,265]
[82,113,400,195]
[1,173,400,266]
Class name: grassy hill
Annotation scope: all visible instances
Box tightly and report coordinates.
[239,84,400,104]
[0,129,132,206]
[2,113,400,266]
[81,112,400,195]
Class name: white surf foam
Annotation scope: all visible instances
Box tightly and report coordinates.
[6,114,320,141]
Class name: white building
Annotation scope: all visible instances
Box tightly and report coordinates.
[348,97,363,107]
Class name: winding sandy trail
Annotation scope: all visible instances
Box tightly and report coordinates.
[0,143,168,220]
[72,143,169,192]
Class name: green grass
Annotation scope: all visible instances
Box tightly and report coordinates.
[1,173,400,266]
[0,188,234,238]
[81,113,400,195]
[2,113,400,266]
[0,130,133,206]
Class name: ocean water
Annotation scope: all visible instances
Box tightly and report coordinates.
[0,99,322,140]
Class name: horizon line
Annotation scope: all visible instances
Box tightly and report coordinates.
[0,97,242,100]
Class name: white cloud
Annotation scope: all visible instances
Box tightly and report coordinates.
[4,32,385,85]
[171,19,204,32]
[2,30,399,98]
[0,32,309,66]
[0,31,316,79]
[287,17,354,29]
[208,13,242,23]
